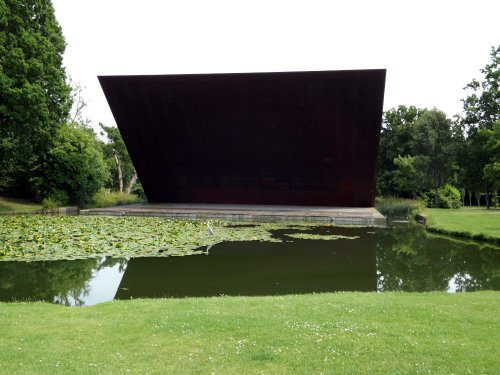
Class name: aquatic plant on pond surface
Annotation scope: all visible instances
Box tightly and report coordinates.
[0,216,356,261]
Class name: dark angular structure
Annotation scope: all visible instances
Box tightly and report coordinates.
[99,69,385,206]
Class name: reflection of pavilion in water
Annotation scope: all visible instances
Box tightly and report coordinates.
[114,230,377,299]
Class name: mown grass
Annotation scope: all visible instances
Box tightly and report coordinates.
[0,292,498,374]
[425,207,500,243]
[0,196,41,214]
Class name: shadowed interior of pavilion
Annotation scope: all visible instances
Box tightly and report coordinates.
[91,70,386,225]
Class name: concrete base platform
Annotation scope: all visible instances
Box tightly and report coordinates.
[80,203,386,227]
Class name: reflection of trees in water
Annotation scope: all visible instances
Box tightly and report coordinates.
[0,257,127,306]
[376,224,500,292]
[99,257,127,273]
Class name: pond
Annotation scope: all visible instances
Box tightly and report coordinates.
[0,220,500,306]
[1,222,499,306]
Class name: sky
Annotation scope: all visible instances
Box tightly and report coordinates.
[51,0,500,129]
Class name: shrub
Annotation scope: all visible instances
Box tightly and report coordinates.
[41,197,61,212]
[45,189,69,206]
[424,184,462,209]
[90,189,140,208]
[375,197,425,218]
[131,181,146,199]
[41,189,69,212]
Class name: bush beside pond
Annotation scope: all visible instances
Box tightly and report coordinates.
[89,189,141,208]
[375,197,425,218]
[422,184,462,209]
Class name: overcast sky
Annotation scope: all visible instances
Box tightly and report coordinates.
[52,0,499,128]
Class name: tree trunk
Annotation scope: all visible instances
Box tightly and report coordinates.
[434,176,439,207]
[125,170,138,195]
[468,190,472,206]
[486,183,490,209]
[113,149,123,193]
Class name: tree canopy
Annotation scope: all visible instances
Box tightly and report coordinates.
[0,0,72,198]
[461,46,500,133]
[377,45,500,208]
[377,106,457,203]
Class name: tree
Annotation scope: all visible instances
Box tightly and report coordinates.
[43,123,108,205]
[377,105,423,196]
[480,121,500,205]
[377,106,460,206]
[0,0,72,198]
[461,45,500,133]
[99,124,138,194]
[412,109,455,202]
[392,155,421,199]
[459,45,500,208]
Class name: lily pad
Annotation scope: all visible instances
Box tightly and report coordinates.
[0,216,359,261]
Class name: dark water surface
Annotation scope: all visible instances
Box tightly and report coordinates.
[1,223,499,306]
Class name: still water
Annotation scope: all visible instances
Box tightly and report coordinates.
[1,223,499,306]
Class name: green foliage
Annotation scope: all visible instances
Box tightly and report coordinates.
[377,106,457,200]
[392,155,420,198]
[423,184,462,209]
[412,109,455,189]
[90,189,140,208]
[0,0,72,197]
[375,197,425,218]
[44,188,68,206]
[40,196,61,212]
[461,45,500,132]
[0,216,331,261]
[378,46,499,206]
[457,46,500,207]
[457,123,490,194]
[480,121,500,193]
[1,292,499,374]
[44,124,108,205]
[0,3,108,205]
[130,180,146,199]
[377,105,422,196]
[456,123,499,207]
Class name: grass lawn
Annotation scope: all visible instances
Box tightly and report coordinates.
[1,292,499,374]
[0,196,41,214]
[424,207,500,243]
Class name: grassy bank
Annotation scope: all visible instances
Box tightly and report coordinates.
[1,292,498,374]
[425,207,500,243]
[0,196,41,214]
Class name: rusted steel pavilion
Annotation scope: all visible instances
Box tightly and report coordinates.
[99,69,386,208]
